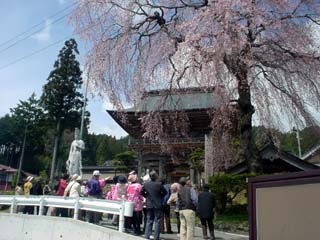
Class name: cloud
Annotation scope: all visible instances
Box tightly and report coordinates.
[31,19,52,42]
[57,0,67,4]
[102,99,132,112]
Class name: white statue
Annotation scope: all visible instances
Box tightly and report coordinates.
[66,128,85,176]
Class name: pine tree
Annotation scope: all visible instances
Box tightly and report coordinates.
[41,38,86,181]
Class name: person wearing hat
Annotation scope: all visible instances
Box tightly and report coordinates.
[197,184,216,240]
[127,174,143,235]
[23,176,34,214]
[86,170,102,223]
[167,183,181,236]
[64,174,82,218]
[24,176,33,196]
[64,174,81,198]
[177,176,198,240]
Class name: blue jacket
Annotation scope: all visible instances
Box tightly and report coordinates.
[88,178,101,196]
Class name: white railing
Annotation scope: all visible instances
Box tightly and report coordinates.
[0,195,134,233]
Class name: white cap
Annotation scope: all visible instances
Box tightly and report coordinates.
[93,170,100,176]
[26,176,31,181]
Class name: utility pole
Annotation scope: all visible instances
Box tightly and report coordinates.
[293,127,302,159]
[16,125,28,186]
[78,65,91,177]
[80,65,91,140]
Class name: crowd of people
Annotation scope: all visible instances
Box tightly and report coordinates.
[15,170,216,240]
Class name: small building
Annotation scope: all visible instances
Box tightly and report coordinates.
[0,164,35,191]
[226,142,319,174]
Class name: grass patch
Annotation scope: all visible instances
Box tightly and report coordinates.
[215,213,248,225]
[214,212,249,234]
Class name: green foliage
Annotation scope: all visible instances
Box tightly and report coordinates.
[39,170,48,181]
[215,212,248,225]
[253,126,320,156]
[41,38,85,130]
[82,134,129,166]
[112,150,136,174]
[0,94,47,174]
[11,172,18,188]
[0,114,16,164]
[10,93,47,162]
[208,173,257,214]
[40,39,88,179]
[188,148,204,172]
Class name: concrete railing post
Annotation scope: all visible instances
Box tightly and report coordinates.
[74,197,80,220]
[39,196,44,216]
[118,200,125,233]
[10,197,16,214]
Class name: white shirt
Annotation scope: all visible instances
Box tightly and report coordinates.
[64,180,81,197]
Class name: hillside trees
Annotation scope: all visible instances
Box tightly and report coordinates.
[71,0,320,172]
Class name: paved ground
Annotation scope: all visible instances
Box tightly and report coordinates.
[0,207,248,240]
[100,218,249,240]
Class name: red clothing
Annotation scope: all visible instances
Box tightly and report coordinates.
[57,179,67,196]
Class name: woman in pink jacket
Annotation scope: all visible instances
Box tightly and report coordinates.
[126,174,144,235]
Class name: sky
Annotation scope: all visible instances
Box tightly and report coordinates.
[0,0,128,138]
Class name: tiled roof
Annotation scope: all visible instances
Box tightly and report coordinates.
[0,164,17,173]
[126,87,220,112]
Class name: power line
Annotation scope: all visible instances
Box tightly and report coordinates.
[0,12,74,54]
[0,2,76,49]
[0,38,67,71]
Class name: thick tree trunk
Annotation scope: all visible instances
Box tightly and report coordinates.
[237,68,259,173]
[50,119,61,182]
[224,53,259,173]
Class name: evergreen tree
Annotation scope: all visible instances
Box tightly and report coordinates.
[41,38,86,181]
[0,114,17,165]
[112,151,136,175]
[10,93,46,181]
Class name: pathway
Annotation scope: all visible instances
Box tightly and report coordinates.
[100,217,249,240]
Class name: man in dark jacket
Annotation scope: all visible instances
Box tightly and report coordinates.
[197,184,216,240]
[140,170,167,240]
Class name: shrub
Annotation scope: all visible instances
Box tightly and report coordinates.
[208,173,257,214]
